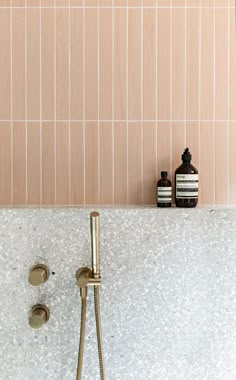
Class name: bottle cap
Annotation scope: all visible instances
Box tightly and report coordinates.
[161,171,168,178]
[182,148,192,162]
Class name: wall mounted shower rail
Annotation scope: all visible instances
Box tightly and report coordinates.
[76,211,105,380]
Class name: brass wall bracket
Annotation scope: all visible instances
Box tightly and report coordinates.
[76,267,101,289]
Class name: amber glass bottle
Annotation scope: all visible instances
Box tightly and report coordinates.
[157,171,172,207]
[175,148,198,208]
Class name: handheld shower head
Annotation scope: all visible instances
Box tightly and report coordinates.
[90,211,100,279]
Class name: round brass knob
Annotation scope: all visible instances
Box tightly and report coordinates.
[29,305,50,329]
[28,264,49,286]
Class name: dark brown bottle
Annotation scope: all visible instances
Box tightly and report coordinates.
[157,171,172,207]
[175,148,198,208]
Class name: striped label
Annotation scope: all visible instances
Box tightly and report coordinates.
[157,187,172,203]
[176,174,198,199]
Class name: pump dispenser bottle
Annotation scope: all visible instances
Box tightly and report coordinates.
[157,171,172,207]
[175,148,198,208]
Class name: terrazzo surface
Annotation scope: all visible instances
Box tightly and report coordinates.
[0,208,236,379]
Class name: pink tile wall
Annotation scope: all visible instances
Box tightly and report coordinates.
[0,0,235,205]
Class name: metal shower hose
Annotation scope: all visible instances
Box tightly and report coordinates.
[76,285,105,380]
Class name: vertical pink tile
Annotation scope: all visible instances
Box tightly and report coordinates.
[157,9,171,120]
[172,0,185,5]
[12,9,25,120]
[128,122,142,204]
[56,122,70,204]
[172,8,185,120]
[70,0,84,5]
[85,9,98,120]
[215,9,228,120]
[157,122,171,180]
[229,8,236,120]
[128,8,141,120]
[143,9,156,121]
[100,0,113,5]
[158,0,171,5]
[70,122,84,204]
[200,122,214,204]
[114,8,127,120]
[41,0,54,5]
[114,122,127,203]
[27,122,40,204]
[215,122,228,203]
[143,122,156,204]
[70,8,83,120]
[186,8,199,120]
[12,0,25,6]
[27,7,40,121]
[186,122,200,172]
[172,122,185,184]
[115,0,127,5]
[0,9,11,120]
[56,8,69,120]
[99,122,113,204]
[86,0,98,5]
[201,8,214,120]
[186,121,200,200]
[42,122,55,204]
[13,122,26,204]
[229,122,236,203]
[85,122,98,204]
[42,8,55,120]
[129,0,142,5]
[0,0,12,5]
[0,123,12,205]
[99,8,112,120]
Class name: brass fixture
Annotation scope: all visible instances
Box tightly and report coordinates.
[28,264,49,286]
[28,304,50,329]
[76,211,105,380]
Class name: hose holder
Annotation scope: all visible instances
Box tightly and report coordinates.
[76,267,101,298]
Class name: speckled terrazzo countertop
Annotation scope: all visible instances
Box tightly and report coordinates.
[1,207,236,380]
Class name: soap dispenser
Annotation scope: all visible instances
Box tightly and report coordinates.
[175,148,198,208]
[157,171,172,207]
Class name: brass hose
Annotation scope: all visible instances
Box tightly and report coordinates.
[76,297,87,380]
[94,285,106,380]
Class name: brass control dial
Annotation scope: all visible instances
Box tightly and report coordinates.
[28,264,49,286]
[29,305,50,329]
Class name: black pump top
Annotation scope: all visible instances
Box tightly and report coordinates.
[161,171,168,178]
[182,148,192,162]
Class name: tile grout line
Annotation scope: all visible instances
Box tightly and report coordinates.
[141,0,143,205]
[4,6,235,10]
[10,0,13,205]
[112,0,115,205]
[54,0,57,205]
[199,0,202,204]
[1,119,236,123]
[228,0,230,204]
[98,0,100,204]
[185,0,187,146]
[40,0,42,205]
[83,0,86,205]
[69,0,71,205]
[25,0,28,204]
[126,0,129,205]
[170,0,173,182]
[155,0,158,184]
[213,0,216,204]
